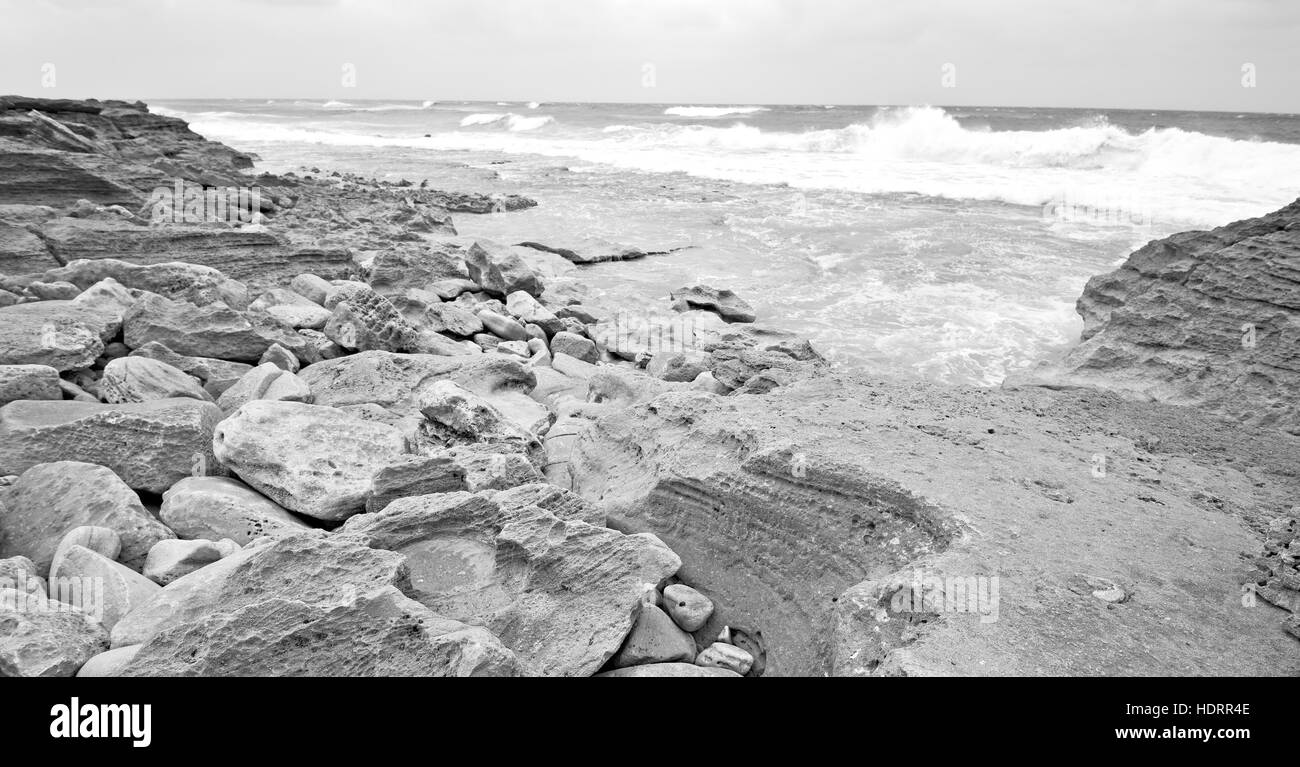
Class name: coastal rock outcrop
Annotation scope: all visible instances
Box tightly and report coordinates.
[1011,197,1300,435]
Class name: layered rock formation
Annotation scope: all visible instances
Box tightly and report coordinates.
[1011,198,1300,435]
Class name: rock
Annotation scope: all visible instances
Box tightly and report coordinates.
[706,338,828,391]
[419,302,483,337]
[112,533,518,676]
[258,342,299,372]
[340,491,682,676]
[49,526,121,582]
[0,364,61,405]
[159,476,312,545]
[465,240,543,297]
[412,329,481,356]
[322,282,418,353]
[648,351,711,382]
[489,483,605,527]
[27,280,79,300]
[0,398,224,493]
[430,278,480,299]
[0,219,58,275]
[1009,197,1300,435]
[549,331,598,364]
[123,293,298,362]
[248,288,331,330]
[0,300,113,371]
[517,237,653,265]
[70,277,135,320]
[295,328,344,364]
[671,285,757,323]
[0,599,108,677]
[696,641,754,674]
[127,342,252,397]
[119,585,517,677]
[58,379,97,402]
[496,340,530,358]
[51,545,161,630]
[215,363,312,413]
[143,539,229,585]
[595,662,741,678]
[76,644,142,677]
[663,584,714,631]
[506,291,563,336]
[1,462,174,575]
[477,309,528,341]
[418,380,538,445]
[289,273,332,305]
[425,445,542,492]
[98,356,212,403]
[43,258,248,308]
[367,245,469,295]
[612,604,697,668]
[30,218,332,293]
[0,556,44,597]
[691,370,731,394]
[301,351,546,437]
[211,400,408,522]
[366,454,466,513]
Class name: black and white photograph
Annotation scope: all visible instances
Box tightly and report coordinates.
[0,0,1294,735]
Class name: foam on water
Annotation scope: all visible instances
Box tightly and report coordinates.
[154,100,1300,385]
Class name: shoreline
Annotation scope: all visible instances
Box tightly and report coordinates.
[0,96,1295,677]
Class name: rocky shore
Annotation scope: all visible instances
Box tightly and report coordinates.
[0,96,1295,677]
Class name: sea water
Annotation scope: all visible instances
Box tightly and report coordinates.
[153,99,1300,386]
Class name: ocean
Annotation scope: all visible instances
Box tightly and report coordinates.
[151,99,1300,386]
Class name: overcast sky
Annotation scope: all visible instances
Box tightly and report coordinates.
[1,0,1296,112]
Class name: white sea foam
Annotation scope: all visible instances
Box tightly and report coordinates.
[459,112,553,131]
[181,104,1300,229]
[663,105,770,118]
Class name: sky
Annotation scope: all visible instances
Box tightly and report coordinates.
[1,0,1297,112]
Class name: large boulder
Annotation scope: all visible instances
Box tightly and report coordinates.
[1010,197,1300,435]
[0,461,175,575]
[127,342,252,398]
[464,240,543,297]
[340,491,682,676]
[112,533,518,676]
[159,476,311,545]
[0,300,115,371]
[670,285,757,323]
[123,293,300,362]
[247,288,331,330]
[211,400,409,522]
[299,350,547,438]
[42,258,248,309]
[51,545,161,630]
[322,282,418,353]
[367,245,469,296]
[214,363,311,414]
[0,364,61,405]
[0,598,109,677]
[98,356,212,404]
[0,398,224,493]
